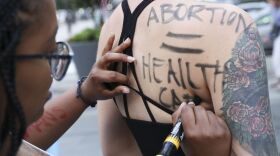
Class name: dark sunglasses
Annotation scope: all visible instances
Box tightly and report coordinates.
[15,42,73,81]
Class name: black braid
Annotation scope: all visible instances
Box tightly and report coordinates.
[0,0,29,155]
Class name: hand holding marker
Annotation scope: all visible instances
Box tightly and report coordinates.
[157,101,195,156]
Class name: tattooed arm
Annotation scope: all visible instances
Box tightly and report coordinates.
[210,10,279,156]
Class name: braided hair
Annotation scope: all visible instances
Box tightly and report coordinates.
[0,0,36,155]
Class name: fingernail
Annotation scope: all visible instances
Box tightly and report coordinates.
[122,87,130,94]
[127,56,135,63]
[181,102,187,106]
[188,101,195,105]
[123,38,130,44]
[110,34,114,38]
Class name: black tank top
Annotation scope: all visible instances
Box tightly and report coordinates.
[110,0,201,155]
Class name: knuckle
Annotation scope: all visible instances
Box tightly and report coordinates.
[197,106,206,112]
[181,105,188,114]
[213,129,225,139]
[214,127,230,139]
[185,131,195,139]
[186,130,199,140]
[89,71,98,80]
[206,110,214,116]
[109,72,118,80]
[194,106,202,113]
[104,53,112,61]
[202,130,212,139]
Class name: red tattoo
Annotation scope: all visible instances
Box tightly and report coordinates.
[24,106,67,139]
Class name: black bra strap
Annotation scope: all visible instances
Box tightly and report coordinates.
[116,0,170,122]
[129,62,156,122]
[127,0,154,44]
[122,0,157,122]
[118,0,132,45]
[125,85,173,115]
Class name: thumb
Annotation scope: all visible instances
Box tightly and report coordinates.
[172,102,187,124]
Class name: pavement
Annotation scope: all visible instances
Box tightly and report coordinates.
[49,20,280,156]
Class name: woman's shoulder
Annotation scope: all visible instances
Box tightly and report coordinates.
[106,0,255,30]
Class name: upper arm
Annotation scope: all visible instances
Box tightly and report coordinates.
[209,7,278,156]
[97,100,141,156]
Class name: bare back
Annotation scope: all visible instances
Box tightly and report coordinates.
[100,0,250,122]
[97,0,278,155]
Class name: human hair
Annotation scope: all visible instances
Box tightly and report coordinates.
[0,0,42,155]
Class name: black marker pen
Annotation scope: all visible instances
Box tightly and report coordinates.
[156,118,184,156]
[156,101,195,156]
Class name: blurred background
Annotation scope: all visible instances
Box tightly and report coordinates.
[48,0,280,155]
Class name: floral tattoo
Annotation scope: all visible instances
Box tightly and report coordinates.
[222,25,278,155]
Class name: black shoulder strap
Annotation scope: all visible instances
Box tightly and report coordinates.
[118,0,154,45]
[114,0,176,122]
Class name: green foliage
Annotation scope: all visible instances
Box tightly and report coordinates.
[69,27,101,42]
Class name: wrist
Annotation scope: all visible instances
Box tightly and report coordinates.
[76,76,97,107]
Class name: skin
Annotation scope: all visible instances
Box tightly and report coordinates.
[15,0,57,125]
[97,0,278,155]
[0,0,136,153]
[172,102,231,156]
[24,36,134,150]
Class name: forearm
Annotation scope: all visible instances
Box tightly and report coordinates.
[24,88,88,150]
[23,34,134,150]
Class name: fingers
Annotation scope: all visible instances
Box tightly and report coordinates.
[97,53,135,68]
[91,70,129,84]
[199,101,214,112]
[194,106,210,126]
[181,104,196,131]
[172,102,187,124]
[180,104,219,134]
[101,36,131,56]
[113,38,131,53]
[206,111,218,126]
[102,35,115,56]
[101,85,130,98]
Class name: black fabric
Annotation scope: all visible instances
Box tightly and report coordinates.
[117,0,162,122]
[115,0,202,118]
[112,0,199,155]
[124,117,185,156]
